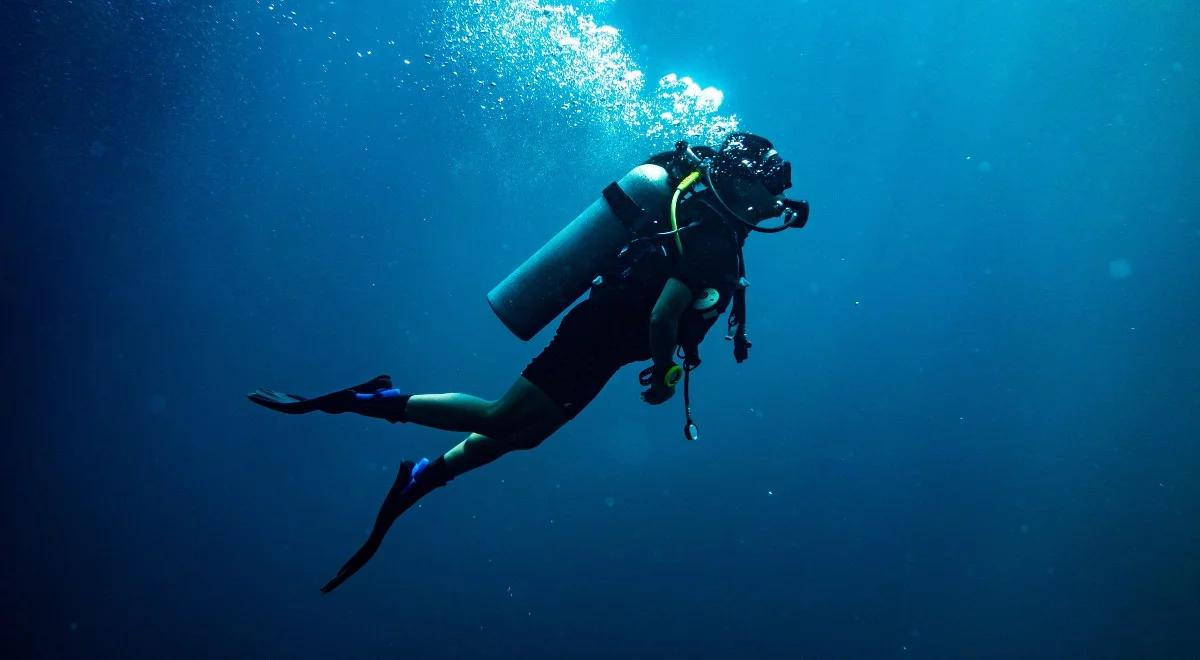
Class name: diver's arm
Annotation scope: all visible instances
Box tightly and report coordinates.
[649,277,693,370]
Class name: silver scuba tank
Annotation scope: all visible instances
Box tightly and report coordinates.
[487,163,673,340]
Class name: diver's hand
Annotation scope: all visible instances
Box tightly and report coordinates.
[638,362,681,405]
[640,381,675,405]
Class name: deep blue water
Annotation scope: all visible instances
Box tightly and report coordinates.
[3,1,1198,658]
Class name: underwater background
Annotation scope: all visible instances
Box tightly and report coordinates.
[3,1,1198,658]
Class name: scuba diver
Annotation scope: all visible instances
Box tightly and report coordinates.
[248,133,809,593]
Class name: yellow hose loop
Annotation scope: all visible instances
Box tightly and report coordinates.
[669,171,702,255]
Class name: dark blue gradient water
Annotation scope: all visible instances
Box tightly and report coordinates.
[3,1,1198,658]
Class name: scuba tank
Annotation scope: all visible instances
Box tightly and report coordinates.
[487,163,674,341]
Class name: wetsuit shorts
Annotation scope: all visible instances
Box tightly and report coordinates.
[521,298,650,419]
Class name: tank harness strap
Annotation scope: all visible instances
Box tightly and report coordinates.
[602,181,646,231]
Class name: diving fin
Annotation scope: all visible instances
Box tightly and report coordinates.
[245,388,313,413]
[320,457,450,594]
[247,375,409,422]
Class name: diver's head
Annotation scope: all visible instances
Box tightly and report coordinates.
[707,132,793,223]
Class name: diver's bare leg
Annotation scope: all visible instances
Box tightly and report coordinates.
[441,413,568,477]
[403,376,566,438]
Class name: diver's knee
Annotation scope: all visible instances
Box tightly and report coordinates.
[487,393,542,435]
[482,399,516,435]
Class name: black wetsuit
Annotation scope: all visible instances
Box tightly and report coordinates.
[521,182,744,418]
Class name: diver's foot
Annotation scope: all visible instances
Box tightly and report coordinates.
[247,375,407,420]
[350,383,413,424]
[378,457,432,520]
